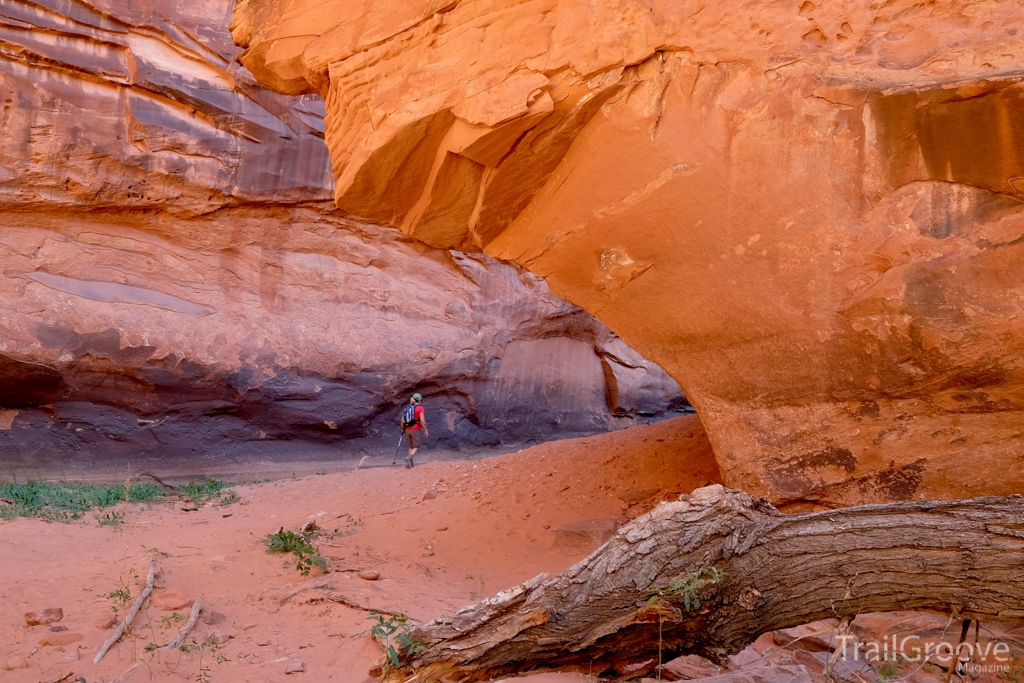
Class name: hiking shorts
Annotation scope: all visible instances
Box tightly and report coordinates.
[405,430,421,449]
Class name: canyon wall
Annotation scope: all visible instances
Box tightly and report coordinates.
[232,0,1024,505]
[0,0,685,472]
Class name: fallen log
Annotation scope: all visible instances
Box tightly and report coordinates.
[386,485,1024,682]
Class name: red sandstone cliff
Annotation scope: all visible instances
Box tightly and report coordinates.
[0,0,685,469]
[232,0,1024,504]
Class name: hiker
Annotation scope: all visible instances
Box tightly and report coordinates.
[400,393,428,468]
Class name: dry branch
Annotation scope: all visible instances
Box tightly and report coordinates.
[280,578,335,605]
[94,559,158,664]
[326,593,406,618]
[109,661,142,683]
[163,601,203,651]
[388,485,1024,682]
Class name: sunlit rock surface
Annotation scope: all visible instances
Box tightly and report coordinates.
[233,0,1024,504]
[0,0,685,470]
[0,0,332,212]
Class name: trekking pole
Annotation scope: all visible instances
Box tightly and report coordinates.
[392,433,404,465]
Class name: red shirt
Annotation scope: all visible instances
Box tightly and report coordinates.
[406,405,425,430]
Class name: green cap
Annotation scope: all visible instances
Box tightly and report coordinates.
[412,393,422,402]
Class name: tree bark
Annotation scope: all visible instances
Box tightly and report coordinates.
[383,485,1024,682]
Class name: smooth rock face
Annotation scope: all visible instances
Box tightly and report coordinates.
[233,0,1024,504]
[0,208,684,468]
[0,0,686,470]
[0,0,332,213]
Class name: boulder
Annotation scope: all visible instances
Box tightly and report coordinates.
[646,667,811,683]
[660,655,724,681]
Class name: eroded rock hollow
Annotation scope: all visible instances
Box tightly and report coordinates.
[0,0,685,471]
[232,0,1024,505]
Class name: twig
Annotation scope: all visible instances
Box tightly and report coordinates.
[46,672,76,683]
[163,601,203,651]
[94,559,158,664]
[942,619,973,683]
[135,472,182,497]
[280,577,335,605]
[823,617,851,683]
[326,593,405,618]
[109,662,142,683]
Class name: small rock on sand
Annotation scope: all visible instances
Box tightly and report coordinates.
[151,588,194,611]
[201,610,227,626]
[436,526,448,531]
[39,632,83,647]
[359,570,380,581]
[24,608,63,626]
[5,657,28,671]
[422,488,437,501]
[285,660,305,674]
[94,612,118,630]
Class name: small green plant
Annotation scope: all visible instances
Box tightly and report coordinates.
[177,634,227,683]
[218,490,240,505]
[106,586,132,616]
[177,478,224,499]
[96,511,124,527]
[160,612,186,629]
[356,613,425,674]
[876,658,901,682]
[0,479,162,522]
[262,526,329,576]
[659,566,726,611]
[176,478,240,507]
[1002,655,1024,683]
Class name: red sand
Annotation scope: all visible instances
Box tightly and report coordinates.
[0,415,720,683]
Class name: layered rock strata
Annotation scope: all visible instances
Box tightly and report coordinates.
[232,0,1024,504]
[0,0,685,470]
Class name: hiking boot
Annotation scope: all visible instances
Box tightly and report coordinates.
[405,457,414,469]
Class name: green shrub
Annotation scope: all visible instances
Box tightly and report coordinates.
[262,525,329,576]
[0,480,162,522]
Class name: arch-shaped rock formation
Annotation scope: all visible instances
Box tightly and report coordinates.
[232,0,1024,505]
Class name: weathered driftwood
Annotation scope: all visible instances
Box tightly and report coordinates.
[95,559,159,664]
[384,485,1024,682]
[163,600,203,651]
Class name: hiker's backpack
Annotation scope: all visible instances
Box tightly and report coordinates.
[402,404,418,428]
